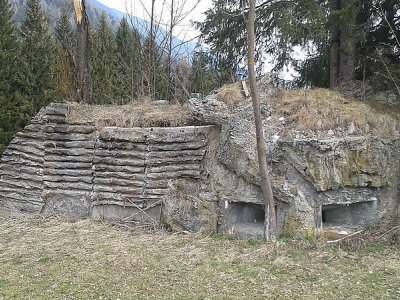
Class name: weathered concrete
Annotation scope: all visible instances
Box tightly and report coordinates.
[0,103,214,227]
[1,97,400,238]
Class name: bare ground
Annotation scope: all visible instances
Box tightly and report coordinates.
[0,218,399,300]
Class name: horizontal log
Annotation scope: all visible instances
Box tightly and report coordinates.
[146,170,202,180]
[0,157,43,168]
[99,126,213,143]
[9,139,44,150]
[149,140,207,151]
[43,124,95,134]
[6,145,44,158]
[0,186,42,198]
[44,140,95,149]
[44,103,69,116]
[93,185,143,194]
[2,149,44,163]
[44,155,92,163]
[23,124,44,132]
[43,161,92,169]
[43,175,92,184]
[147,149,206,159]
[0,192,43,205]
[15,131,44,140]
[94,172,144,181]
[45,148,93,157]
[94,149,145,159]
[0,178,42,189]
[145,156,204,166]
[93,177,144,187]
[95,141,147,151]
[92,156,144,167]
[43,168,92,176]
[91,198,162,207]
[147,164,201,174]
[92,192,162,202]
[145,188,169,196]
[44,181,92,191]
[93,164,144,173]
[0,171,43,183]
[45,133,94,142]
[0,165,42,176]
[41,188,90,197]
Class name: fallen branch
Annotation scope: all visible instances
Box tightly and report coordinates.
[377,225,400,239]
[327,229,365,244]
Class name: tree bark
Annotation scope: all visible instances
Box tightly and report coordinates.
[338,0,356,84]
[73,0,92,103]
[245,0,277,241]
[329,0,340,89]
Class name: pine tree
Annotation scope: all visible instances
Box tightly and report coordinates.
[0,0,33,153]
[198,0,400,92]
[90,13,117,104]
[19,0,58,111]
[115,17,142,103]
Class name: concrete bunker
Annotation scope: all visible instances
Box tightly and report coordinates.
[1,94,400,239]
[321,200,379,229]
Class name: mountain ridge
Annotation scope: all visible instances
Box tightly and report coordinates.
[10,0,197,58]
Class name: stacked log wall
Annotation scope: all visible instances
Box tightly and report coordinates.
[0,103,214,221]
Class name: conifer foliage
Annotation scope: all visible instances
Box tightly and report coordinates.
[0,0,33,153]
[19,0,58,111]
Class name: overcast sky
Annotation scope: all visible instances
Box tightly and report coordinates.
[96,0,213,41]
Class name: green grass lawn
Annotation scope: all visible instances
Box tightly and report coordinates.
[0,218,399,300]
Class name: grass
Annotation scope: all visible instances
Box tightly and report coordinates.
[67,100,192,128]
[273,89,398,137]
[0,218,399,299]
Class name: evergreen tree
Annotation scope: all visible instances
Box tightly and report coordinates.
[198,0,400,92]
[142,34,170,100]
[0,0,33,153]
[90,13,117,104]
[189,49,230,95]
[115,17,142,103]
[19,0,58,111]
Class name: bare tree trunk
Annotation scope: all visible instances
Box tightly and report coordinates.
[245,0,276,241]
[73,0,92,103]
[329,0,340,89]
[149,0,156,99]
[338,0,356,84]
[167,0,174,102]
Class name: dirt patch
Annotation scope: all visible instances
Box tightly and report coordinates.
[67,100,193,128]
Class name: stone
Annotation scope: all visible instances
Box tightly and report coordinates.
[348,122,356,134]
[162,181,217,233]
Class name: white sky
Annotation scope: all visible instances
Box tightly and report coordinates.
[96,0,213,41]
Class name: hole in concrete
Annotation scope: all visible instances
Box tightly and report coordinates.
[321,201,378,229]
[226,202,265,239]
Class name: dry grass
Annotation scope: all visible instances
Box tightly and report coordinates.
[67,100,192,128]
[274,89,398,137]
[0,218,399,299]
[216,82,245,108]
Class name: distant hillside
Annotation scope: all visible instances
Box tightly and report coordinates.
[10,0,197,58]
